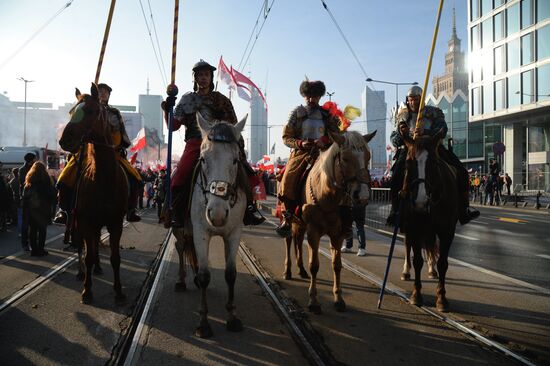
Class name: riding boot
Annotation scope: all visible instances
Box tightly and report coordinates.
[126,179,141,222]
[340,206,353,239]
[458,191,480,225]
[53,184,72,225]
[170,185,189,228]
[386,192,399,226]
[239,165,266,226]
[276,201,296,238]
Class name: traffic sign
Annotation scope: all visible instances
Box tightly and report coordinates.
[493,142,505,155]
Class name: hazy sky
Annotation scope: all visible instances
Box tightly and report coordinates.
[0,0,467,156]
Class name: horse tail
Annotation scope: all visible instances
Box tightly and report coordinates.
[183,238,199,274]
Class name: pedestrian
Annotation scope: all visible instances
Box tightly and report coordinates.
[19,152,37,251]
[505,173,512,196]
[341,202,367,256]
[22,162,57,256]
[153,169,167,223]
[9,168,20,227]
[0,162,10,232]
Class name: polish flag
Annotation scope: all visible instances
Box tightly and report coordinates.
[130,128,146,152]
[231,67,267,106]
[217,56,238,90]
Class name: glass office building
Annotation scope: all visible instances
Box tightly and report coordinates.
[469,0,550,190]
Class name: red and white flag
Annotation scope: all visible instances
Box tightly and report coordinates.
[217,56,237,90]
[130,128,146,152]
[231,67,267,106]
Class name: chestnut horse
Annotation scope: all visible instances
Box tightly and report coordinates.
[59,83,127,304]
[291,130,375,314]
[400,131,458,312]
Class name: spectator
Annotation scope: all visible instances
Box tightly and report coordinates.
[505,173,512,196]
[19,153,37,251]
[9,168,20,227]
[0,162,10,232]
[22,162,56,256]
[153,169,167,223]
[340,201,367,257]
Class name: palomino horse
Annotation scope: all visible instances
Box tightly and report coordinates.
[59,83,127,304]
[400,131,458,312]
[293,130,375,314]
[173,112,247,338]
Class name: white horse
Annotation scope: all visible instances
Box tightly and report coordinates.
[174,112,247,338]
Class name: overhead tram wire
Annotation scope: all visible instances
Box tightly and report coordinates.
[237,2,265,71]
[319,0,397,126]
[239,0,276,71]
[138,0,168,87]
[0,0,75,71]
[146,0,169,81]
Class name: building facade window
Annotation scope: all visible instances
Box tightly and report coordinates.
[472,87,482,115]
[494,0,506,8]
[507,38,520,69]
[452,98,468,159]
[521,0,534,29]
[482,18,493,47]
[537,0,550,22]
[507,3,520,36]
[471,24,481,51]
[483,83,494,113]
[521,33,534,65]
[482,0,493,16]
[468,123,484,158]
[494,79,506,110]
[538,63,550,101]
[494,12,505,41]
[494,45,506,74]
[471,0,480,21]
[537,24,550,61]
[508,73,521,107]
[521,69,535,103]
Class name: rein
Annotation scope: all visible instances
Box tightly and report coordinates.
[196,155,239,209]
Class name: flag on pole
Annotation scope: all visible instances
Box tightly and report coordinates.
[217,56,237,90]
[130,152,138,165]
[231,67,267,106]
[130,128,147,152]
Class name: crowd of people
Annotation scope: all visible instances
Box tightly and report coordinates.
[469,159,513,206]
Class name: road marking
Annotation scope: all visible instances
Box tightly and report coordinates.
[497,217,528,223]
[536,254,550,260]
[454,233,480,241]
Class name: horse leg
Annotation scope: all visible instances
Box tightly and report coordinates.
[73,228,85,281]
[436,235,451,312]
[224,230,243,332]
[94,236,103,275]
[81,230,96,304]
[194,233,213,338]
[108,223,125,304]
[401,236,411,281]
[331,238,346,312]
[426,243,439,279]
[283,234,292,280]
[306,232,322,314]
[173,228,187,291]
[295,227,309,279]
[409,239,424,306]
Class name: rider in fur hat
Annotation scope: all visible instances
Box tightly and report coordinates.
[162,59,265,228]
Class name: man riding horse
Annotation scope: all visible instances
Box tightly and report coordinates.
[387,85,479,226]
[54,83,142,224]
[162,59,264,228]
[275,79,351,238]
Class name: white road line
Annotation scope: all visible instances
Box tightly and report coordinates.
[536,254,550,260]
[454,233,480,241]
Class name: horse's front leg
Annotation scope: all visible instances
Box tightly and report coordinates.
[172,228,187,291]
[436,233,452,312]
[295,226,309,279]
[108,223,125,304]
[306,231,321,314]
[425,237,439,279]
[81,229,97,304]
[330,236,346,312]
[401,236,411,281]
[283,234,292,280]
[409,236,424,306]
[194,231,213,338]
[73,227,85,281]
[224,229,243,332]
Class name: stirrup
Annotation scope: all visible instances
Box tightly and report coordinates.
[53,211,67,225]
[126,210,141,222]
[243,205,265,226]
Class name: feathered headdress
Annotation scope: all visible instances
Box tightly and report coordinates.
[322,102,361,131]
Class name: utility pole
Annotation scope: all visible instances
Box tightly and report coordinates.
[17,77,35,147]
[326,91,335,101]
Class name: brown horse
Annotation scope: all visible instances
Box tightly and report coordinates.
[400,131,458,312]
[59,83,127,304]
[290,130,375,314]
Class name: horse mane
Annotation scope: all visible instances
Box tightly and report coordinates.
[311,131,369,195]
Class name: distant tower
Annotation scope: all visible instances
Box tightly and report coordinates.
[361,86,387,169]
[432,7,468,98]
[249,88,267,163]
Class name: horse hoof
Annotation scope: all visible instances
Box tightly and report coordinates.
[334,300,346,312]
[436,298,449,312]
[400,273,411,281]
[195,323,213,338]
[308,303,322,314]
[115,293,126,305]
[226,317,243,332]
[174,281,187,292]
[81,293,93,304]
[94,266,103,275]
[409,293,423,307]
[283,272,292,280]
[76,272,85,281]
[428,271,438,279]
[299,269,310,279]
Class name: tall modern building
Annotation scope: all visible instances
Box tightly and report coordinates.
[468,0,550,190]
[248,88,268,163]
[361,86,387,169]
[138,93,164,141]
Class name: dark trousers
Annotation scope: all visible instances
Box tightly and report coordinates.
[345,204,366,249]
[21,206,30,247]
[29,217,47,253]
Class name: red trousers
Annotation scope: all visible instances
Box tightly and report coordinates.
[172,138,201,189]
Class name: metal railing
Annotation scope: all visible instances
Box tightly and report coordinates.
[365,188,392,230]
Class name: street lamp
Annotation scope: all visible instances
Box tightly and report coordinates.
[17,76,35,147]
[366,78,418,110]
[326,91,335,101]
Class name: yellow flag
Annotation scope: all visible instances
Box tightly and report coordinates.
[343,105,361,121]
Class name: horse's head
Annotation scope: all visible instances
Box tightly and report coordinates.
[330,129,376,206]
[402,129,444,212]
[59,83,111,153]
[196,112,247,227]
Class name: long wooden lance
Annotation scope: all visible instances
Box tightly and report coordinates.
[415,0,445,133]
[378,0,445,309]
[165,0,180,213]
[94,0,117,84]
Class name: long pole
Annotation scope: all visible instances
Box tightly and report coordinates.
[415,0,445,132]
[378,199,403,309]
[94,0,117,84]
[165,0,180,213]
[23,81,27,147]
